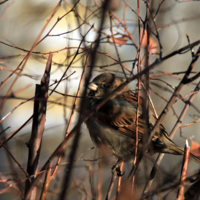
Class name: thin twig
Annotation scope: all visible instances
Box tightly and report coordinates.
[176,140,190,200]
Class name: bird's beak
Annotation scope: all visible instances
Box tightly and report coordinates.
[88,82,98,91]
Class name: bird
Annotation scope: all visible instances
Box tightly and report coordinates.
[85,73,200,165]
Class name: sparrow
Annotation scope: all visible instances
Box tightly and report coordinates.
[85,73,200,164]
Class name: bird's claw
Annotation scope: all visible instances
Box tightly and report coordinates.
[117,169,125,176]
[112,165,125,177]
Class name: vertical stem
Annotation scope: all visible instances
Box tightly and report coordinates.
[144,0,150,156]
[132,0,141,188]
[25,53,52,199]
[39,163,52,200]
[25,84,42,200]
[117,162,124,196]
[176,140,190,200]
[97,151,102,200]
[59,1,110,199]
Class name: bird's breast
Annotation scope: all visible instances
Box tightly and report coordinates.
[86,116,136,161]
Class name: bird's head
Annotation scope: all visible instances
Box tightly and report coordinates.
[87,73,129,99]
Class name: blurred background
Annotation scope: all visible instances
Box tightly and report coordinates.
[0,0,200,199]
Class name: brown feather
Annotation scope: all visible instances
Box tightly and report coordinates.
[86,73,200,164]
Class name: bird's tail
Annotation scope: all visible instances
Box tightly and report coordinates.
[166,140,200,164]
[189,152,200,164]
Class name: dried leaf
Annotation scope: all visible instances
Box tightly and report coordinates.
[110,35,128,46]
[139,28,158,55]
[190,141,200,157]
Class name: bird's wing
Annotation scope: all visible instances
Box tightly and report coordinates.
[97,91,169,147]
[97,91,146,140]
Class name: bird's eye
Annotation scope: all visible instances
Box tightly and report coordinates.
[103,83,110,88]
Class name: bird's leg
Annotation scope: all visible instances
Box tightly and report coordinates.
[112,159,125,176]
[106,159,124,200]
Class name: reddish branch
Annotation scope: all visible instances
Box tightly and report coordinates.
[176,140,190,200]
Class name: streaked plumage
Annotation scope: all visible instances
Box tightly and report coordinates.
[85,73,200,163]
